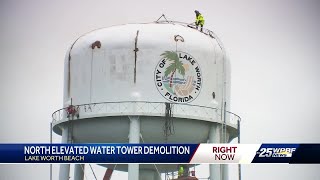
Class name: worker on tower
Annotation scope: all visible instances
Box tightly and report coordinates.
[67,105,79,119]
[194,10,205,32]
[178,165,184,177]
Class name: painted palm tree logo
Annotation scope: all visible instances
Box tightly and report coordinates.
[161,51,185,88]
[155,51,202,103]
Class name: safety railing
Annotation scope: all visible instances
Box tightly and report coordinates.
[154,19,225,52]
[52,101,241,126]
[155,20,216,39]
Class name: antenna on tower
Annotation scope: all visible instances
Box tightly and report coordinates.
[156,14,170,23]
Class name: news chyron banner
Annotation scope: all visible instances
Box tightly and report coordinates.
[0,144,319,164]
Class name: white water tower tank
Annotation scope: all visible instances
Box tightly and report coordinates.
[52,21,240,180]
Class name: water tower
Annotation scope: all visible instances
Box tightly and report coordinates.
[52,20,240,180]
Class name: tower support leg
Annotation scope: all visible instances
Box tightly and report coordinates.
[222,133,230,180]
[140,169,161,180]
[59,125,70,180]
[74,164,85,180]
[128,116,140,180]
[209,124,221,180]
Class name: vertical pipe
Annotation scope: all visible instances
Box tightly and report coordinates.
[50,123,53,180]
[209,124,221,180]
[223,102,227,143]
[74,164,85,180]
[50,123,53,143]
[90,50,93,103]
[238,120,241,180]
[134,30,139,84]
[59,125,70,180]
[128,116,140,180]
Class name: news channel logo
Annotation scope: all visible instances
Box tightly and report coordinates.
[256,147,296,158]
